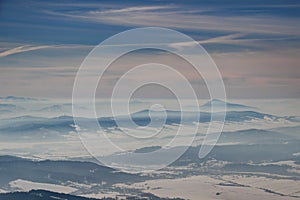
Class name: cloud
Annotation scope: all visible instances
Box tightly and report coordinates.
[92,6,171,14]
[48,5,300,36]
[1,34,296,58]
[0,45,51,57]
[0,33,256,58]
[0,44,92,58]
[169,33,299,50]
[169,33,245,50]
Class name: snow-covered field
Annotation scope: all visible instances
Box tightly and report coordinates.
[0,189,7,194]
[115,175,300,200]
[9,179,77,194]
[221,175,300,198]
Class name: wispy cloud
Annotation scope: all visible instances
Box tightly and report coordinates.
[0,45,51,57]
[92,6,171,14]
[0,1,299,98]
[1,33,296,58]
[170,33,245,50]
[170,33,299,50]
[0,44,92,58]
[48,5,300,36]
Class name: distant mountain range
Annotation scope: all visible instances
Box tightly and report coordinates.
[0,108,292,135]
[0,99,256,117]
[37,103,86,112]
[0,103,25,113]
[0,96,42,102]
[200,99,256,111]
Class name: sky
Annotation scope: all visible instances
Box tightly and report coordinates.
[0,0,299,99]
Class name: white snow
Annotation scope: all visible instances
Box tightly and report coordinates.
[9,179,77,194]
[115,175,300,200]
[0,189,7,193]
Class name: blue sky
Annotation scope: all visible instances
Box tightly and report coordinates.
[0,0,299,98]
